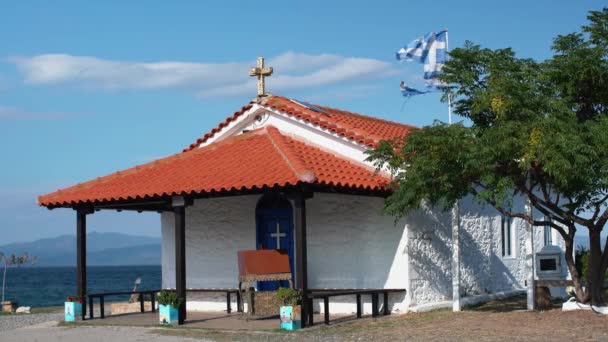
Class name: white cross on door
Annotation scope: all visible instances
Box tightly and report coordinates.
[270,221,286,249]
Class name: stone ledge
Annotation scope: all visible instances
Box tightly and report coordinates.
[110,302,154,315]
[408,289,526,313]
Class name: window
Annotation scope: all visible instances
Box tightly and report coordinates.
[544,224,553,246]
[501,216,514,258]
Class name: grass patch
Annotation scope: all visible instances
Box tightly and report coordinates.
[31,306,63,314]
[464,293,528,312]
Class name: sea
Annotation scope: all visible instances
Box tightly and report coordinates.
[2,265,161,307]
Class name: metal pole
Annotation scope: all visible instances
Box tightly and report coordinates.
[525,198,536,310]
[445,29,452,125]
[444,29,461,311]
[451,201,461,311]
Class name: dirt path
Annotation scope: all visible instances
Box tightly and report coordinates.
[155,296,608,342]
[4,296,607,341]
[151,309,608,342]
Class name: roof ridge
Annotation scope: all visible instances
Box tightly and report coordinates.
[264,126,316,183]
[316,104,418,129]
[183,103,255,152]
[184,94,417,152]
[272,95,416,129]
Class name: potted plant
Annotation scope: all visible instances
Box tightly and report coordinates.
[157,290,182,325]
[1,252,36,313]
[64,296,84,322]
[277,287,302,330]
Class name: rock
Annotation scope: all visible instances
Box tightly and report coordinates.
[1,301,17,313]
[15,307,30,314]
[110,302,153,315]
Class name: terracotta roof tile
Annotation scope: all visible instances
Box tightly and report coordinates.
[183,95,416,151]
[39,126,389,208]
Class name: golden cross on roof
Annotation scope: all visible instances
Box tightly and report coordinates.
[249,56,273,97]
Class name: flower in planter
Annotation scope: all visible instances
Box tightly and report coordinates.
[66,296,84,303]
[277,287,302,330]
[157,290,182,325]
[64,296,83,322]
[156,290,183,307]
[276,287,302,306]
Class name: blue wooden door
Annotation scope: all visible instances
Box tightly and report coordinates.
[256,207,294,291]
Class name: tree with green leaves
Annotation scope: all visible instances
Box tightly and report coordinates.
[367,8,608,306]
[1,252,37,303]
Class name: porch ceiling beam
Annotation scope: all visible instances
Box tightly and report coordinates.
[94,204,174,212]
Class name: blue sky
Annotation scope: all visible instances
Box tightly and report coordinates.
[0,0,604,244]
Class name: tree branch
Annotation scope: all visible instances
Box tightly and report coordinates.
[596,205,608,231]
[518,184,591,227]
[591,194,608,222]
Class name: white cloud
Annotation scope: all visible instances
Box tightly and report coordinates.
[0,106,72,120]
[8,51,398,97]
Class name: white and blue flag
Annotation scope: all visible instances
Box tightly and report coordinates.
[396,30,448,87]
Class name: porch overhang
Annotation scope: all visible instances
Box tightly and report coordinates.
[44,183,389,212]
[38,126,391,211]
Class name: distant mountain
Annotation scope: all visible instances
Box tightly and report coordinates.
[0,232,160,266]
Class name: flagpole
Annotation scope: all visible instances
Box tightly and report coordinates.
[446,29,452,124]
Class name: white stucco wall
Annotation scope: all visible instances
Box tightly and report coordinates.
[407,197,526,306]
[162,195,258,311]
[161,193,411,314]
[306,193,409,314]
[161,192,568,312]
[408,196,568,307]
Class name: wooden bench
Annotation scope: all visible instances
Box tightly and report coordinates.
[87,289,160,319]
[184,288,243,314]
[306,288,406,325]
[87,288,242,319]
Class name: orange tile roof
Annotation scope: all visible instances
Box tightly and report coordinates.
[184,95,416,151]
[38,126,390,208]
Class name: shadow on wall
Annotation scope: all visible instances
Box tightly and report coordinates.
[490,254,521,291]
[458,222,519,296]
[459,223,493,295]
[407,208,453,304]
[408,205,521,305]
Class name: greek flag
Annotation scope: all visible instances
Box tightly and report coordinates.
[396,30,448,86]
[400,82,428,97]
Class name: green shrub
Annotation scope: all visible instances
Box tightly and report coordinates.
[276,287,301,306]
[157,290,183,307]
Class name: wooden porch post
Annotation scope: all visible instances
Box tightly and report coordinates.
[76,207,92,320]
[172,196,187,324]
[294,190,312,326]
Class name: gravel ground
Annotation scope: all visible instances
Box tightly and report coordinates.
[0,312,63,332]
[3,296,607,341]
[2,324,212,342]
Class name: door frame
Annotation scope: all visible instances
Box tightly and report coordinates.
[255,193,294,290]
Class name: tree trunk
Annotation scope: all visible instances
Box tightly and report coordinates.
[587,228,605,306]
[563,235,588,302]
